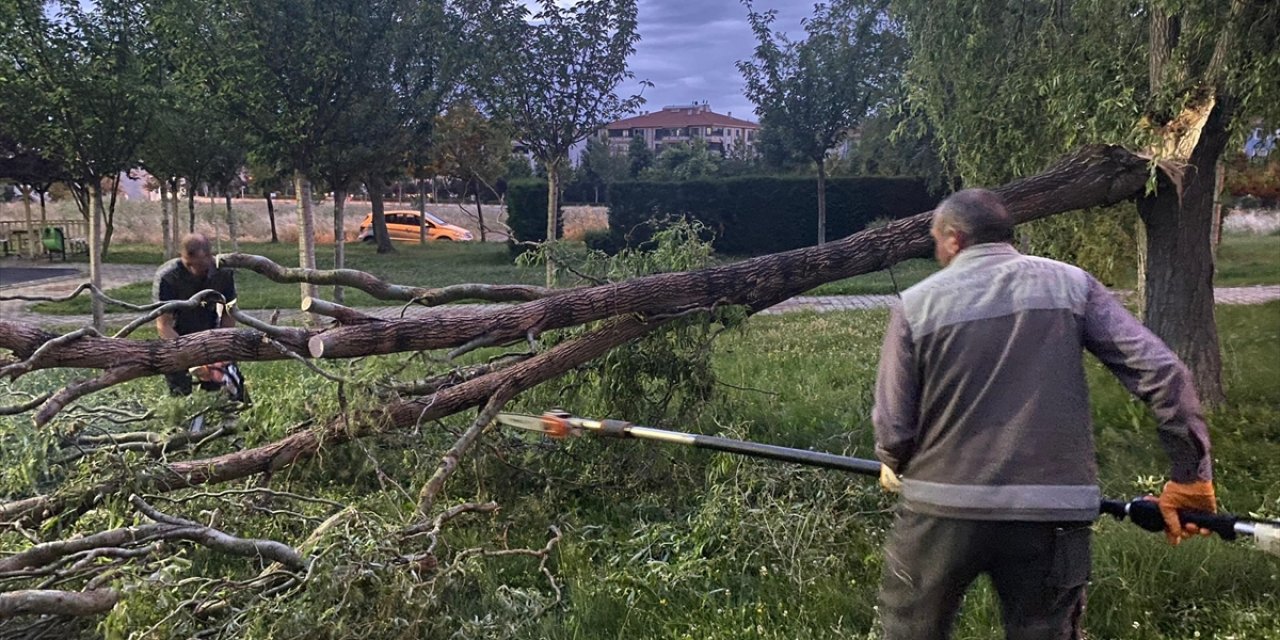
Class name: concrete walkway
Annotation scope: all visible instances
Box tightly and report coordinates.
[2,261,1279,329]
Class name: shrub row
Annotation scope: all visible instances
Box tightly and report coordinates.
[506,176,941,256]
[505,180,562,252]
[608,176,940,255]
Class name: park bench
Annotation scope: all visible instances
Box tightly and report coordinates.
[41,226,89,262]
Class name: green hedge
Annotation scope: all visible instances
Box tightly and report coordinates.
[607,176,941,255]
[505,180,563,253]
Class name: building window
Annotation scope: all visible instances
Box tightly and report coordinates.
[608,129,624,138]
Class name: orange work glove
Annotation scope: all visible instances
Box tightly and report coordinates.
[1156,480,1217,545]
[879,465,903,493]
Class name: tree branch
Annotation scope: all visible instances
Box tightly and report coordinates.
[0,589,119,619]
[217,253,554,305]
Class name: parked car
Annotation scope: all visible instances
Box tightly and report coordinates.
[357,210,474,243]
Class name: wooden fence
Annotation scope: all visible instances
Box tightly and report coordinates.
[0,219,89,257]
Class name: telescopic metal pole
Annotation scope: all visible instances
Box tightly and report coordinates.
[495,412,1280,554]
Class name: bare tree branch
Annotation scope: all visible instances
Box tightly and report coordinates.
[301,296,378,325]
[217,253,554,305]
[416,390,515,516]
[0,589,119,619]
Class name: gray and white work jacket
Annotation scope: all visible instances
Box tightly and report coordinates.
[872,243,1212,522]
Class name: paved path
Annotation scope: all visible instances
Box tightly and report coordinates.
[2,261,1279,329]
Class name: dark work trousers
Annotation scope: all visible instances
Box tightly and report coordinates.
[165,373,221,397]
[878,508,1091,640]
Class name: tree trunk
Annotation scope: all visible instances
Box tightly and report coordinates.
[88,183,105,331]
[816,160,828,246]
[160,181,172,258]
[225,191,238,252]
[168,179,181,255]
[418,177,428,245]
[1212,158,1225,252]
[295,173,318,302]
[20,185,35,259]
[1136,101,1230,406]
[102,175,119,258]
[332,188,347,304]
[187,182,196,233]
[545,160,561,287]
[266,189,279,243]
[38,189,47,228]
[368,175,394,254]
[474,179,487,243]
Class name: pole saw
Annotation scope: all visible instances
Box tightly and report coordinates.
[495,411,1280,555]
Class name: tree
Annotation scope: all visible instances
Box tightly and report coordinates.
[578,137,628,201]
[838,86,949,192]
[471,0,647,285]
[627,134,654,178]
[153,0,406,300]
[642,139,722,181]
[892,0,1280,404]
[431,103,512,241]
[245,158,287,243]
[739,0,904,245]
[1,0,158,328]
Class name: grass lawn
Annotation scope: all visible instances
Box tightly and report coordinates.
[494,303,1280,639]
[3,296,1277,637]
[1214,233,1280,286]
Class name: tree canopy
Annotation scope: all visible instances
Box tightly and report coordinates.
[739,0,904,244]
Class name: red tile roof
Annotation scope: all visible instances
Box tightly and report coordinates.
[605,106,759,130]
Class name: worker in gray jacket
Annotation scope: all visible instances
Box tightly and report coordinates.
[872,189,1216,640]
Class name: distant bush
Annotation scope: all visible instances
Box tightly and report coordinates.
[504,180,562,255]
[606,176,940,255]
[581,227,619,254]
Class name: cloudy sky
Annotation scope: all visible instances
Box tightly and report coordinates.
[620,0,812,121]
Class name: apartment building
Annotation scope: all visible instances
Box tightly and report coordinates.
[599,103,760,156]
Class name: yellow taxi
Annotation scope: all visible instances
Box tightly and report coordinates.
[357,210,474,243]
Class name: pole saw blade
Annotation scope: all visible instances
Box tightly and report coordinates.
[1250,523,1280,557]
[495,413,577,438]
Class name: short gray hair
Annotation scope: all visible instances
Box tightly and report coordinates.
[932,189,1014,245]
[180,233,212,257]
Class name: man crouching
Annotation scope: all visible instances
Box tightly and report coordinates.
[153,233,249,404]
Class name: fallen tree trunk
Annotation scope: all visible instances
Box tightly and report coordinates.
[1,144,1148,371]
[0,145,1152,529]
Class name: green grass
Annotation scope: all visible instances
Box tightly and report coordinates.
[1215,234,1280,287]
[3,302,1278,638]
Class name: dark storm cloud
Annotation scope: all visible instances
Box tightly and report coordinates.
[626,0,810,121]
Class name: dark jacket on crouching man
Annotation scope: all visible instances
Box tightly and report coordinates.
[153,233,247,402]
